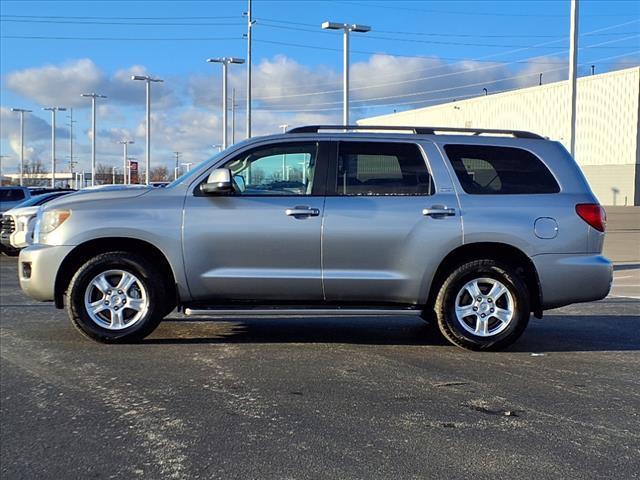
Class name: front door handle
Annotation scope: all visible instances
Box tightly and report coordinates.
[285,207,320,217]
[423,205,456,217]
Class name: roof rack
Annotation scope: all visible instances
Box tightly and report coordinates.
[285,125,543,139]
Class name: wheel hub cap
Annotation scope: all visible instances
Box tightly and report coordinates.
[454,277,514,337]
[84,269,149,330]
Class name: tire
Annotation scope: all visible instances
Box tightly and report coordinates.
[66,251,169,343]
[434,259,530,351]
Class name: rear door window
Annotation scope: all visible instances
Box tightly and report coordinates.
[335,142,433,195]
[444,144,560,194]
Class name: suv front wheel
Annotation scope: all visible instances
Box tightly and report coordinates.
[66,251,167,343]
[434,259,530,350]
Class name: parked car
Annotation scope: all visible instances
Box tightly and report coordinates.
[1,190,77,254]
[0,186,73,214]
[17,125,612,350]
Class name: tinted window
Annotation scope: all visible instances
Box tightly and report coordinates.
[224,142,318,196]
[336,142,433,195]
[0,188,25,201]
[444,145,560,195]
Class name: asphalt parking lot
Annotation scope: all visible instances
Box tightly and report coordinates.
[1,211,639,480]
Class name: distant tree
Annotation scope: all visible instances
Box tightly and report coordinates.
[149,166,170,182]
[95,163,111,185]
[23,159,49,187]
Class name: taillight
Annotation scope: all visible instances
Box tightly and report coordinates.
[576,203,606,232]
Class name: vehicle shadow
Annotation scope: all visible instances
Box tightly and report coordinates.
[144,314,640,353]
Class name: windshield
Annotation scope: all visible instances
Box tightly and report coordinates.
[166,150,227,188]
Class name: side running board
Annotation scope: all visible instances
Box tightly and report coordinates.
[184,307,420,318]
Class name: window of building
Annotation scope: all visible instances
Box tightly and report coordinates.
[444,144,560,195]
[335,142,433,195]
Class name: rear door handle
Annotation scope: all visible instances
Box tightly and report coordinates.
[422,206,456,217]
[285,207,320,217]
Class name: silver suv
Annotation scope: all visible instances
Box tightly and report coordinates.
[18,125,612,350]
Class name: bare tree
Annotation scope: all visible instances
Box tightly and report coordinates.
[22,159,49,187]
[95,163,111,185]
[149,166,169,182]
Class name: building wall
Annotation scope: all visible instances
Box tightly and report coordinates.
[359,67,640,205]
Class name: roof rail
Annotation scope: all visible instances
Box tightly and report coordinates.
[285,125,543,139]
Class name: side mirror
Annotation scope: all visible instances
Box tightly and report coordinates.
[200,168,235,195]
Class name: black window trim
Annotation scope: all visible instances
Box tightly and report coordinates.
[324,140,436,197]
[443,142,562,196]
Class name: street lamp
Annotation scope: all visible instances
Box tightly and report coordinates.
[181,162,193,172]
[211,144,222,152]
[119,140,134,184]
[321,21,371,126]
[279,124,289,133]
[80,93,107,186]
[206,57,245,150]
[131,75,163,185]
[11,108,32,186]
[42,107,67,187]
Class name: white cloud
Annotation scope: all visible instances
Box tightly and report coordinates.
[5,59,177,109]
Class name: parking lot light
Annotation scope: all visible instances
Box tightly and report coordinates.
[130,76,163,185]
[206,57,245,150]
[11,108,32,186]
[118,140,134,184]
[80,93,107,186]
[42,107,67,187]
[321,21,371,126]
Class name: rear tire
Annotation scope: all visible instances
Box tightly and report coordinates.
[66,251,168,343]
[434,259,530,351]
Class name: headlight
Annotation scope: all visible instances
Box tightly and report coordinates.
[39,209,71,234]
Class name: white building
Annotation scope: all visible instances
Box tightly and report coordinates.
[360,67,640,206]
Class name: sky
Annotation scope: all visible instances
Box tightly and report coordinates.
[0,0,638,177]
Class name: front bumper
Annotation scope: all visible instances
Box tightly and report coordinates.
[18,244,75,302]
[532,253,613,309]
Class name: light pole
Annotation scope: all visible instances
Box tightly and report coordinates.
[131,75,163,185]
[174,151,181,180]
[244,0,254,139]
[67,108,76,182]
[119,140,134,184]
[568,0,579,157]
[207,57,245,150]
[43,107,66,187]
[80,93,106,186]
[11,108,31,186]
[321,21,371,126]
[211,144,222,153]
[181,162,193,172]
[279,124,289,133]
[112,166,118,184]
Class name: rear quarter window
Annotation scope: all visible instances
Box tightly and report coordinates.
[444,144,560,195]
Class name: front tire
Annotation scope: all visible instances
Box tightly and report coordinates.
[434,259,530,351]
[66,251,168,343]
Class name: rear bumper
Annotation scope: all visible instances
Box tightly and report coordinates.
[18,244,75,302]
[532,253,612,309]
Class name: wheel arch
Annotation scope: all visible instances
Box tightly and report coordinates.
[54,237,178,309]
[426,242,543,318]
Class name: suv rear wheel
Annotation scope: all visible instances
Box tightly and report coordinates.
[434,259,530,350]
[66,251,167,343]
